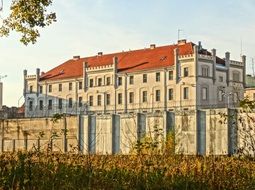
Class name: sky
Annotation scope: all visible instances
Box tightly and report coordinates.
[0,0,255,106]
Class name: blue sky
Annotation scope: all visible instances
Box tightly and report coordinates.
[0,0,255,106]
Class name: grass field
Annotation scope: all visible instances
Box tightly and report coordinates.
[0,151,254,190]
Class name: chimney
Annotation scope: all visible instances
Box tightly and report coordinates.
[177,39,186,45]
[150,44,156,49]
[98,52,103,56]
[198,41,202,51]
[73,56,80,60]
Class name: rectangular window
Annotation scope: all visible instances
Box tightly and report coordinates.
[202,67,209,77]
[29,101,33,111]
[183,87,189,99]
[155,90,160,102]
[39,100,43,110]
[69,83,72,91]
[68,98,73,108]
[156,72,160,82]
[118,93,122,104]
[39,86,43,94]
[118,77,122,86]
[129,92,134,103]
[79,81,82,89]
[59,84,62,92]
[29,86,33,93]
[58,98,63,109]
[184,67,189,77]
[106,77,111,85]
[89,79,93,87]
[219,76,223,82]
[48,85,52,93]
[89,96,93,106]
[97,95,102,106]
[168,88,173,100]
[106,94,111,105]
[202,87,208,100]
[233,72,240,82]
[48,100,52,110]
[142,91,147,103]
[143,74,147,83]
[169,71,173,80]
[78,97,83,107]
[98,78,102,86]
[129,76,134,85]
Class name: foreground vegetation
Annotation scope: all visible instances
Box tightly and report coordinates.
[0,151,254,190]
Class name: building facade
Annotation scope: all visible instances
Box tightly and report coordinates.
[23,40,246,117]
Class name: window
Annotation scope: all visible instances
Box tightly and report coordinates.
[129,76,134,85]
[69,83,72,91]
[183,87,189,99]
[39,86,43,94]
[106,94,111,105]
[58,98,63,109]
[118,77,122,86]
[97,95,102,106]
[201,66,209,77]
[106,77,111,85]
[219,76,224,82]
[29,86,33,93]
[68,98,73,108]
[156,72,160,82]
[39,100,43,110]
[169,71,173,80]
[168,88,173,100]
[89,79,93,87]
[155,90,160,102]
[79,81,82,89]
[183,67,189,77]
[98,78,102,86]
[59,84,62,92]
[78,97,83,107]
[89,96,93,106]
[142,91,147,103]
[29,101,33,111]
[202,87,208,100]
[143,74,147,83]
[129,92,134,103]
[48,100,52,110]
[233,72,240,82]
[48,85,52,93]
[218,90,224,102]
[118,93,122,104]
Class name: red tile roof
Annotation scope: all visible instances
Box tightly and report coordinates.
[40,42,194,81]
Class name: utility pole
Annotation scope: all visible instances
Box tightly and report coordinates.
[0,75,7,110]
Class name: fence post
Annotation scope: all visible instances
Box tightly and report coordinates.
[228,108,237,155]
[137,113,146,142]
[78,115,84,153]
[63,116,67,153]
[197,110,206,155]
[165,111,175,135]
[112,114,120,154]
[88,115,96,154]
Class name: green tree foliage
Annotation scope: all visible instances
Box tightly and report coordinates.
[0,0,56,45]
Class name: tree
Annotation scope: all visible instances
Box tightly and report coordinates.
[0,0,56,45]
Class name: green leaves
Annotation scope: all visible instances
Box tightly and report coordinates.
[0,0,56,45]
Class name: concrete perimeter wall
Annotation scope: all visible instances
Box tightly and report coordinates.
[0,109,252,155]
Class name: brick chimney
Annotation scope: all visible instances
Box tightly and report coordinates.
[177,39,186,45]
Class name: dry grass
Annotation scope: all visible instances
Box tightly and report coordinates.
[0,151,254,190]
